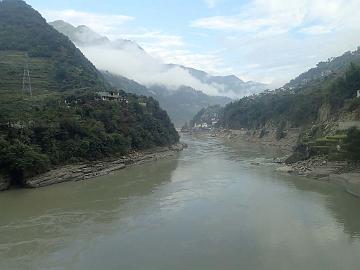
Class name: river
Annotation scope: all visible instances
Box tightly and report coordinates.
[0,135,360,270]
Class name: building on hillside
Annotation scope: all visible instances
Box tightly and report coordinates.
[97,91,128,103]
[357,90,360,98]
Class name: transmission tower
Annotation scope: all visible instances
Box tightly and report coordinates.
[22,53,32,96]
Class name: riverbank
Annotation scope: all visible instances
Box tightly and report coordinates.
[276,157,360,197]
[0,143,187,191]
[186,129,360,197]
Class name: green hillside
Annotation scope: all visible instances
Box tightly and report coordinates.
[0,0,179,189]
[0,50,57,95]
[220,63,360,129]
[0,0,106,93]
[218,49,360,161]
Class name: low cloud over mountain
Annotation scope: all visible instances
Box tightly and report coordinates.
[50,20,267,99]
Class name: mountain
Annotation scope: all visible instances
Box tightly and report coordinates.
[0,1,107,93]
[149,85,231,126]
[102,71,231,126]
[219,47,360,161]
[285,47,360,90]
[49,20,144,51]
[0,0,179,189]
[49,20,110,46]
[49,20,267,99]
[167,64,268,98]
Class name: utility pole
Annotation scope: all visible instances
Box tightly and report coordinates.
[22,53,32,96]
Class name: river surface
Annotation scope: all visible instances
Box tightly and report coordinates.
[1,135,360,270]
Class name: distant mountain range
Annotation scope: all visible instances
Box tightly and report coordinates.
[50,20,267,100]
[51,20,259,125]
[168,64,267,98]
[103,71,231,126]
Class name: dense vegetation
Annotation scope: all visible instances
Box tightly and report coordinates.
[0,91,179,184]
[220,63,360,129]
[0,0,179,187]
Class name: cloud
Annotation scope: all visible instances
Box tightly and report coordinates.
[80,44,222,96]
[122,30,231,75]
[191,0,360,36]
[124,31,185,48]
[41,8,239,96]
[299,25,333,35]
[190,0,360,86]
[41,9,134,38]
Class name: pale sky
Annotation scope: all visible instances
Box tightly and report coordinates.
[27,0,360,87]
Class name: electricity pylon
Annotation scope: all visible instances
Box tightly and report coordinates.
[22,53,32,96]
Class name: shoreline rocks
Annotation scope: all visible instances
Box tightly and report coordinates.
[189,129,360,198]
[278,155,360,197]
[24,143,187,189]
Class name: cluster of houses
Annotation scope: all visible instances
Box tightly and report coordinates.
[96,91,129,104]
[192,116,219,130]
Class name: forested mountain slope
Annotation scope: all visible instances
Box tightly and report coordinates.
[220,62,360,130]
[0,0,179,189]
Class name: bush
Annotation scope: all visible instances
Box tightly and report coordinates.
[344,127,360,160]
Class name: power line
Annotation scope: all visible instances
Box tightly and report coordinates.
[22,53,32,96]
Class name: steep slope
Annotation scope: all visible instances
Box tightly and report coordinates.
[49,20,144,51]
[49,20,110,46]
[102,71,151,97]
[0,0,179,189]
[221,46,360,130]
[0,0,106,93]
[218,48,360,161]
[285,47,360,90]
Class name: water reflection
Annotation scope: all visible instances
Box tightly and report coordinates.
[0,135,360,270]
[216,134,360,239]
[0,157,179,269]
[287,175,360,238]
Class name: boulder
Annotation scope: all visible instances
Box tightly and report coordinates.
[276,166,294,173]
[285,143,311,164]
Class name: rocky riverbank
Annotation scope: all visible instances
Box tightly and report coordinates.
[186,129,360,197]
[1,143,187,191]
[275,156,360,197]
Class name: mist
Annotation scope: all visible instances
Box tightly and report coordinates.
[79,42,224,96]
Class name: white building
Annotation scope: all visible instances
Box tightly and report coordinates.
[97,91,128,103]
[357,90,360,98]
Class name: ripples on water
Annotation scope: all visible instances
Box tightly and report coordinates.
[0,134,360,270]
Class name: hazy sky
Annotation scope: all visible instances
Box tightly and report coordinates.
[26,0,360,87]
